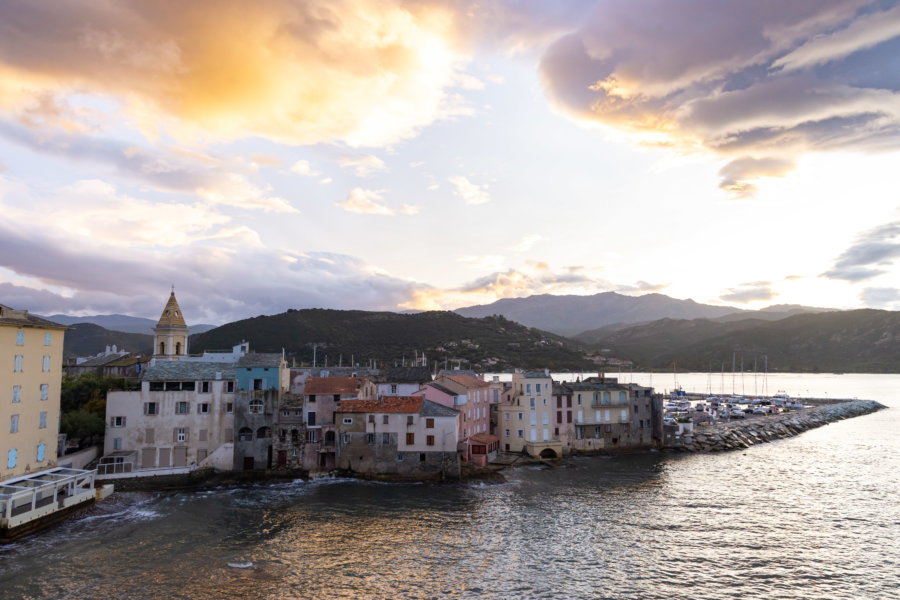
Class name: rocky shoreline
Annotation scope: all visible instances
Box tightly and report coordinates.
[668,399,886,453]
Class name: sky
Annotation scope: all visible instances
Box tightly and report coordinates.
[1,0,899,324]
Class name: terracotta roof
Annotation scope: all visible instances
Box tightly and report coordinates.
[339,396,423,414]
[304,376,369,395]
[155,292,187,329]
[441,373,489,389]
[470,433,499,444]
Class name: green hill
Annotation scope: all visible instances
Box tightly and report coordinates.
[63,323,153,359]
[190,309,596,371]
[575,309,900,373]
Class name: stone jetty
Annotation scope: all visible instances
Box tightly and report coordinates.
[666,400,886,452]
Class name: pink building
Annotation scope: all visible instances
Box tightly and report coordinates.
[416,373,495,463]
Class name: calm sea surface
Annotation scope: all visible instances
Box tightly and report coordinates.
[1,373,897,599]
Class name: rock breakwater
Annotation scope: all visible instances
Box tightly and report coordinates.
[669,400,886,452]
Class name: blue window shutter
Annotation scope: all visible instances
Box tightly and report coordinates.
[7,449,16,469]
[37,444,45,462]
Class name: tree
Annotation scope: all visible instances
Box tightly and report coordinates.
[60,408,106,447]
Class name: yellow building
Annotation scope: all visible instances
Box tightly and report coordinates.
[1,304,66,479]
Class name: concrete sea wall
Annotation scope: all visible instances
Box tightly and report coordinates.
[668,400,886,452]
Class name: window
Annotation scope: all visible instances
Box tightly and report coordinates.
[175,401,189,415]
[12,385,21,403]
[10,414,19,433]
[225,402,234,413]
[248,400,263,414]
[42,356,50,372]
[44,333,51,346]
[308,429,319,443]
[14,355,23,372]
[257,427,272,439]
[526,383,531,394]
[111,416,126,428]
[201,381,210,393]
[382,432,391,445]
[504,412,510,421]
[426,435,435,446]
[342,433,350,444]
[529,397,535,409]
[505,428,510,437]
[517,429,524,438]
[253,379,264,390]
[146,428,155,443]
[342,417,353,425]
[36,443,45,462]
[226,381,235,393]
[40,384,48,401]
[529,413,536,426]
[282,410,290,417]
[406,432,415,445]
[199,429,208,442]
[426,418,434,429]
[396,453,404,462]
[7,449,16,469]
[176,428,187,442]
[144,402,159,415]
[382,415,389,425]
[390,384,398,394]
[113,438,122,450]
[149,381,164,391]
[619,392,627,404]
[16,330,25,345]
[39,412,47,429]
[420,453,426,462]
[543,398,547,406]
[517,412,523,420]
[198,403,210,414]
[406,415,414,426]
[366,433,375,445]
[238,427,252,441]
[368,414,375,423]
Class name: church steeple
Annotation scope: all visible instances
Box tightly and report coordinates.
[157,291,187,328]
[153,289,189,360]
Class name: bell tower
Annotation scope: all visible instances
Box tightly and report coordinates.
[153,288,189,360]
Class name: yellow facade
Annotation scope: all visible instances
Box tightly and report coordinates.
[153,291,189,359]
[0,305,65,480]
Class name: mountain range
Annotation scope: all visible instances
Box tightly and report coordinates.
[454,292,832,336]
[41,313,217,336]
[53,293,900,374]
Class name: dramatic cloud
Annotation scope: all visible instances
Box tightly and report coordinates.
[448,175,490,205]
[0,0,472,147]
[0,120,296,212]
[718,157,796,197]
[336,188,393,215]
[401,264,605,311]
[720,281,777,303]
[538,0,900,194]
[290,160,319,177]
[617,280,668,294]
[512,234,543,252]
[859,286,900,309]
[338,154,388,177]
[822,221,900,281]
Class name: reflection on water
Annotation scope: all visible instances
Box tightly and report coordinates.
[0,374,897,600]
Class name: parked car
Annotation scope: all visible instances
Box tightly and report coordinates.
[729,410,746,419]
[663,416,677,426]
[752,407,767,415]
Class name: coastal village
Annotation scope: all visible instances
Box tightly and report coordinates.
[1,292,884,542]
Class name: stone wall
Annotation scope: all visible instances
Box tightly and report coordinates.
[666,400,885,452]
